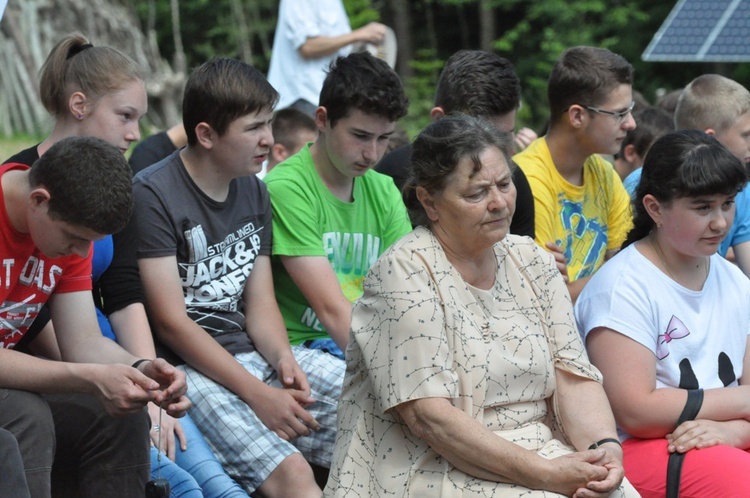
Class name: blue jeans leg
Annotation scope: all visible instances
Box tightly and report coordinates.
[174,414,248,498]
[150,445,202,498]
[302,338,345,360]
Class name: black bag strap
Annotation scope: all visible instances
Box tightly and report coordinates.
[666,389,704,498]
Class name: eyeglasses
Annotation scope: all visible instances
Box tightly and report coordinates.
[583,100,635,124]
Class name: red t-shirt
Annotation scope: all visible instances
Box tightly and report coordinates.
[0,163,92,349]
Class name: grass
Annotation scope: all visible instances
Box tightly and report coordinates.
[0,132,153,161]
[0,134,142,161]
[0,135,41,161]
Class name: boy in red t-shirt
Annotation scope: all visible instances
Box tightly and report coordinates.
[0,136,189,496]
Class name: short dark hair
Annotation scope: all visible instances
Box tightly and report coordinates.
[272,107,317,150]
[319,52,408,128]
[435,50,520,117]
[404,115,514,227]
[183,58,279,145]
[29,136,134,234]
[548,46,633,119]
[620,106,674,159]
[625,130,747,247]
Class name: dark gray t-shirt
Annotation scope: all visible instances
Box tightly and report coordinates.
[133,150,272,356]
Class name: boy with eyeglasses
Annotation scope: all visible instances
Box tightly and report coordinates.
[514,46,635,302]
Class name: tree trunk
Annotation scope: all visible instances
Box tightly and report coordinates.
[386,0,414,79]
[457,3,470,48]
[479,0,495,52]
[230,0,253,63]
[0,0,185,136]
[1,3,41,105]
[247,0,272,59]
[425,0,438,57]
[147,0,161,60]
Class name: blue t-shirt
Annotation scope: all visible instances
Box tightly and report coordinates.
[622,167,641,198]
[92,236,117,341]
[720,185,750,256]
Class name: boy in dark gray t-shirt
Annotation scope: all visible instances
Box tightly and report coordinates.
[133,58,343,498]
[134,150,271,355]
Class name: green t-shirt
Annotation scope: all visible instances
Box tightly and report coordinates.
[264,145,412,344]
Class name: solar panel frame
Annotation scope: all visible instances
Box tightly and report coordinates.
[642,0,750,62]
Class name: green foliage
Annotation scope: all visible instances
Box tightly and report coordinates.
[130,0,278,72]
[129,0,386,73]
[122,0,747,138]
[388,0,694,134]
[343,0,381,27]
[401,49,444,139]
[489,0,664,131]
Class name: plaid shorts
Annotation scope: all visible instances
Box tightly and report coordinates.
[180,346,344,493]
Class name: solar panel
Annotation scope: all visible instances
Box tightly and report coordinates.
[642,0,750,62]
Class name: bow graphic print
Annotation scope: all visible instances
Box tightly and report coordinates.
[656,315,690,360]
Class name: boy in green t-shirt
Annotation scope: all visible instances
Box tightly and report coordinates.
[264,52,411,359]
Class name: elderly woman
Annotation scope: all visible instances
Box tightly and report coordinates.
[323,116,638,498]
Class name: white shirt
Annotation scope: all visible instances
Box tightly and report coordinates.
[576,243,750,392]
[267,0,352,110]
[576,244,750,440]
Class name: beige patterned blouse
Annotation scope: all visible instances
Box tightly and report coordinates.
[324,227,634,497]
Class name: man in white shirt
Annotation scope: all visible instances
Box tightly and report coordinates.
[267,0,387,116]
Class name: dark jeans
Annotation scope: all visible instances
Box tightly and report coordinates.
[0,388,150,498]
[0,427,30,497]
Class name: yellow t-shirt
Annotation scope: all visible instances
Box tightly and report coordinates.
[514,137,632,281]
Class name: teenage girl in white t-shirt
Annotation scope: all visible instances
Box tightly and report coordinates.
[576,129,750,498]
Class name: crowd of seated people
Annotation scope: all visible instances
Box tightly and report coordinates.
[4,13,750,497]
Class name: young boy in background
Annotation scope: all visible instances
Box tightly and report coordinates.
[266,107,318,173]
[618,106,675,193]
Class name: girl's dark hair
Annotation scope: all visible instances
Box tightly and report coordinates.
[404,115,514,227]
[624,129,748,247]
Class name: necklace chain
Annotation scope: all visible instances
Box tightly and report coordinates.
[650,234,708,283]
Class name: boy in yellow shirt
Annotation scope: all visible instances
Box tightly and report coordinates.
[514,46,634,302]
